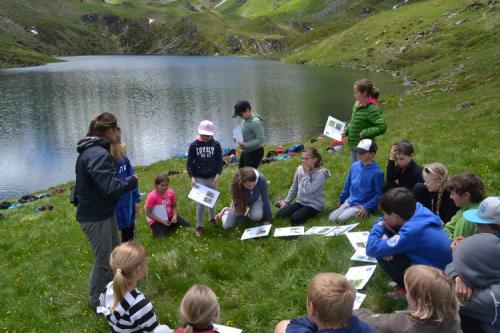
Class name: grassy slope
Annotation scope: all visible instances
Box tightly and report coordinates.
[1,0,499,332]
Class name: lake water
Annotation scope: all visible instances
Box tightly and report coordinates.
[0,55,401,199]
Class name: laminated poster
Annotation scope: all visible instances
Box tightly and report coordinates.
[345,265,377,290]
[350,248,377,264]
[273,226,304,237]
[304,226,339,236]
[241,224,272,240]
[324,223,359,237]
[323,116,346,141]
[345,231,370,249]
[353,293,367,310]
[213,324,243,333]
[188,183,220,209]
[233,126,243,143]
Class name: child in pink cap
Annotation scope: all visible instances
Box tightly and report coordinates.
[187,120,223,237]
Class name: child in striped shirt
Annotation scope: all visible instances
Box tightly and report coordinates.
[97,242,171,333]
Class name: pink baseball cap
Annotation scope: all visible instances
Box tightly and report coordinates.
[197,120,215,136]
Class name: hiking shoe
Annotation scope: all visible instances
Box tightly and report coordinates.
[195,226,204,237]
[387,281,398,289]
[209,217,217,225]
[386,287,407,300]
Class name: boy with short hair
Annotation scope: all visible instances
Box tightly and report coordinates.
[366,188,452,295]
[329,139,383,223]
[444,172,485,241]
[232,100,266,169]
[274,273,373,333]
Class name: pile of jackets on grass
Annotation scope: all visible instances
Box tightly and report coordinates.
[262,144,305,164]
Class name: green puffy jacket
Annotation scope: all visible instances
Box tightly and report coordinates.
[345,101,387,150]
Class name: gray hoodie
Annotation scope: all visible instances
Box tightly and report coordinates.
[285,166,331,211]
[445,233,500,333]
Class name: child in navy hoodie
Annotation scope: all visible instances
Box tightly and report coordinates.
[366,187,452,297]
[274,273,373,333]
[187,120,223,237]
[329,139,383,223]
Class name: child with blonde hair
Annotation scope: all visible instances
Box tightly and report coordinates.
[412,162,458,223]
[274,273,373,333]
[355,265,461,333]
[174,284,220,333]
[97,242,172,333]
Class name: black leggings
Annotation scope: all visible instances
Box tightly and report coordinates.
[239,147,264,169]
[150,215,190,237]
[276,202,319,225]
[377,253,412,288]
[120,224,135,243]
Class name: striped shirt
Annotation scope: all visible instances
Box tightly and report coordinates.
[97,281,166,333]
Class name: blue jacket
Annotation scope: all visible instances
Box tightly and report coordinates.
[286,316,373,333]
[366,203,452,269]
[339,161,383,212]
[114,156,140,230]
[245,171,272,221]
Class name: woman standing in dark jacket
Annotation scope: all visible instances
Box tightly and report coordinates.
[75,112,138,310]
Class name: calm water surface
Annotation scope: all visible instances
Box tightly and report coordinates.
[0,56,401,199]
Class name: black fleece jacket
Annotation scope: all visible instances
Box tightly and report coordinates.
[187,138,223,179]
[75,137,138,222]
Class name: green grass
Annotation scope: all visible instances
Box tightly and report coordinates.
[1,0,500,331]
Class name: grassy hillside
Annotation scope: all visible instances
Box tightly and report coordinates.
[1,0,499,332]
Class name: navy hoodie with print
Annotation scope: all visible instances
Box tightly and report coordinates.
[187,138,223,179]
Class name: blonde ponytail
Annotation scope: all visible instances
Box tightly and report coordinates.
[109,242,147,311]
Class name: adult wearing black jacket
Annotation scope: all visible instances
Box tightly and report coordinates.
[75,113,138,309]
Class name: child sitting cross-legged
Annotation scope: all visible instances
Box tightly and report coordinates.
[329,139,383,223]
[355,265,461,333]
[274,272,373,333]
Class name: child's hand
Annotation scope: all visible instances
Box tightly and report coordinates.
[238,141,246,149]
[134,203,140,211]
[191,178,196,188]
[357,206,368,218]
[276,200,286,209]
[389,145,398,161]
[455,276,473,301]
[212,175,219,188]
[451,236,465,250]
[170,214,178,224]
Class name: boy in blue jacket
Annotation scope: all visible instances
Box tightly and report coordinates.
[274,273,373,333]
[366,187,452,297]
[329,139,383,223]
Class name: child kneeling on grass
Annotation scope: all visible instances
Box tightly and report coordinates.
[219,167,272,229]
[174,284,220,333]
[329,139,383,223]
[276,147,331,225]
[274,272,373,333]
[445,172,485,242]
[355,265,461,333]
[97,242,172,333]
[145,174,190,237]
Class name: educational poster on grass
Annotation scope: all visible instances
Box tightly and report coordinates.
[213,324,243,333]
[350,248,377,264]
[324,223,359,237]
[241,224,272,240]
[345,231,370,249]
[345,265,377,290]
[323,116,346,141]
[188,183,220,208]
[353,293,367,310]
[305,226,338,236]
[273,226,304,237]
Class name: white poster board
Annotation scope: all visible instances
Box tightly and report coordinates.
[353,293,367,310]
[188,183,220,209]
[350,248,377,264]
[323,116,346,141]
[241,224,272,240]
[345,265,377,290]
[213,324,243,333]
[345,231,370,250]
[233,125,243,143]
[324,223,359,237]
[305,226,338,236]
[274,226,304,237]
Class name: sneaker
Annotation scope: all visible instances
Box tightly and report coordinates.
[215,207,229,222]
[209,217,216,225]
[195,226,204,237]
[385,287,406,300]
[387,281,398,289]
